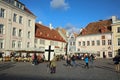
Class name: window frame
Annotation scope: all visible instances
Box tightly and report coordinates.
[0,8,5,18]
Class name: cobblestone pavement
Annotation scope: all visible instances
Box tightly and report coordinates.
[0,59,120,80]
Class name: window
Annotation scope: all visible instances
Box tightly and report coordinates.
[87,41,90,46]
[117,27,120,33]
[12,27,16,36]
[97,51,100,57]
[108,52,112,57]
[27,42,30,48]
[92,41,95,46]
[78,48,80,51]
[28,19,31,26]
[118,38,120,46]
[101,35,105,39]
[12,40,16,48]
[50,41,54,45]
[108,40,112,45]
[18,29,22,37]
[9,0,14,4]
[13,13,17,22]
[18,41,22,48]
[34,45,36,48]
[54,41,58,46]
[97,40,100,46]
[102,40,105,45]
[83,41,85,46]
[34,39,37,44]
[0,24,4,34]
[78,41,81,46]
[19,16,22,24]
[0,39,4,49]
[40,39,45,45]
[4,0,14,4]
[73,42,75,45]
[28,31,30,38]
[16,1,19,8]
[0,8,5,18]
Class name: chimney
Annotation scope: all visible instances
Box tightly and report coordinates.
[112,16,117,23]
[80,28,83,33]
[49,23,53,30]
[38,21,42,24]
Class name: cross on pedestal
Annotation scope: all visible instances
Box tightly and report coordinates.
[45,45,54,61]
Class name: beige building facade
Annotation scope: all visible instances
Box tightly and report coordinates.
[76,19,113,58]
[76,33,113,58]
[0,0,36,56]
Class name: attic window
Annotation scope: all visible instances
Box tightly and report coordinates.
[71,36,74,38]
[47,34,49,37]
[40,32,42,35]
[101,35,105,39]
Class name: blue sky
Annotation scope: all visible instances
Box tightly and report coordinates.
[20,0,120,33]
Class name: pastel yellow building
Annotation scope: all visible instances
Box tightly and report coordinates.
[112,16,120,56]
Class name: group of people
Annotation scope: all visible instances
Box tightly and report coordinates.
[64,54,95,69]
[32,53,120,74]
[32,53,45,65]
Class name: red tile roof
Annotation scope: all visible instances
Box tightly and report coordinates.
[80,19,112,35]
[35,23,66,43]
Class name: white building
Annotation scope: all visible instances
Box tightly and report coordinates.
[67,33,78,55]
[0,0,36,57]
[35,23,66,61]
[76,19,113,58]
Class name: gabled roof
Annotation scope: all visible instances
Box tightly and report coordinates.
[24,7,35,16]
[79,19,112,35]
[73,33,78,38]
[35,23,66,43]
[16,0,35,16]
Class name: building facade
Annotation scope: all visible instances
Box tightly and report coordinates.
[35,23,66,60]
[76,19,113,58]
[112,16,120,56]
[0,0,36,57]
[67,33,78,55]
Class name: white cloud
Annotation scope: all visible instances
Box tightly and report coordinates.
[64,23,80,33]
[50,0,70,10]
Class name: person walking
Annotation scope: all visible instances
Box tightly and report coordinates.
[66,56,72,68]
[113,55,120,72]
[89,54,94,67]
[50,57,56,74]
[71,55,76,67]
[84,56,89,69]
[32,53,37,65]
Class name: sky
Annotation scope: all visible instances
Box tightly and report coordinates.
[19,0,120,33]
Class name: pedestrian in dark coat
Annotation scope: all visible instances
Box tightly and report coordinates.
[113,55,120,72]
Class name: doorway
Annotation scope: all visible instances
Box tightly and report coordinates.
[103,52,106,58]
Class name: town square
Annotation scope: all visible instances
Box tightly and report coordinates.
[0,0,120,80]
[0,59,120,80]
